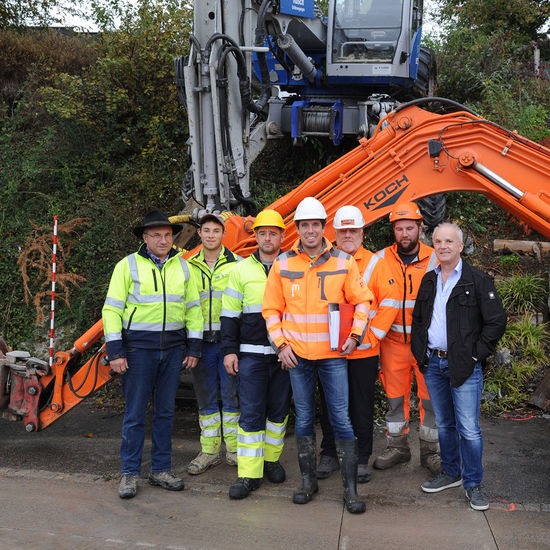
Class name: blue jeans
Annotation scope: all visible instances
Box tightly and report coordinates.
[121,345,184,475]
[190,341,239,415]
[238,354,291,432]
[290,356,354,440]
[424,354,483,488]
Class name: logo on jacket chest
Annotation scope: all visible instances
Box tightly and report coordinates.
[291,283,300,297]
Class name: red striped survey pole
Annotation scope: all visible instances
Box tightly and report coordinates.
[49,216,58,368]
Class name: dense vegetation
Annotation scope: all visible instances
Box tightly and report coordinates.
[1,0,549,413]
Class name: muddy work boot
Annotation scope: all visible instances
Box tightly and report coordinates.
[148,471,185,491]
[316,454,340,480]
[419,439,442,475]
[373,435,411,470]
[187,451,221,475]
[336,439,366,514]
[293,435,318,505]
[118,473,138,499]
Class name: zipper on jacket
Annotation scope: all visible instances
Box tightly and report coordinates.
[401,265,408,343]
[160,266,167,348]
[408,273,413,294]
[152,269,158,292]
[127,307,137,331]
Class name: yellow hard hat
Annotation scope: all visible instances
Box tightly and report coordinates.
[389,201,423,223]
[252,209,286,231]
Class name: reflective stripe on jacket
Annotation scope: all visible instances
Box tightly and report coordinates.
[220,250,276,356]
[352,246,400,358]
[376,242,438,344]
[262,238,373,360]
[188,246,241,342]
[102,245,203,358]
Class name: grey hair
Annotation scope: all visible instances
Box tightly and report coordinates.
[433,222,463,243]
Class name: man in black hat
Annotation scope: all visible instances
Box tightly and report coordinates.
[102,209,203,499]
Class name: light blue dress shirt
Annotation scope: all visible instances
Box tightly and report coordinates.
[427,259,463,351]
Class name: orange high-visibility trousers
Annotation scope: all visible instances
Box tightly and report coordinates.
[379,337,437,441]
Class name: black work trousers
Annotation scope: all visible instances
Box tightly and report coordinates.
[318,355,379,464]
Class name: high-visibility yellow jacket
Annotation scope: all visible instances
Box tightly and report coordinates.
[187,246,241,343]
[102,245,203,358]
[262,238,373,360]
[376,241,438,344]
[220,250,277,357]
[351,246,400,358]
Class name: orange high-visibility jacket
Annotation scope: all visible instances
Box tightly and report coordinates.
[262,238,373,360]
[351,246,400,359]
[376,242,438,344]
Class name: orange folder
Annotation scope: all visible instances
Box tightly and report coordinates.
[328,303,355,352]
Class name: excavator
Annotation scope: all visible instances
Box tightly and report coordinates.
[3,97,550,432]
[2,1,550,431]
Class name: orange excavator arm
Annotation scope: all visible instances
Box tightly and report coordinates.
[4,99,549,430]
[222,100,550,255]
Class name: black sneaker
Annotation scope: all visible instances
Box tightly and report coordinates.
[229,477,261,499]
[148,471,185,491]
[421,471,462,493]
[118,473,138,499]
[465,485,489,510]
[264,460,286,483]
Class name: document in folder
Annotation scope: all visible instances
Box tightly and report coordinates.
[328,303,355,352]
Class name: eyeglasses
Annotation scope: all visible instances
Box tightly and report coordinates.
[145,232,173,241]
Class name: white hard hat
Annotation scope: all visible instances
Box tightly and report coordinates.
[333,205,365,229]
[294,197,327,221]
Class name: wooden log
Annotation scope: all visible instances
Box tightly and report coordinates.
[529,369,550,410]
[493,239,550,254]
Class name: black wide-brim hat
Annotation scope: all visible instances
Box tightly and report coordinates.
[133,209,184,238]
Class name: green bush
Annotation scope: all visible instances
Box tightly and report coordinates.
[498,254,522,273]
[496,275,548,315]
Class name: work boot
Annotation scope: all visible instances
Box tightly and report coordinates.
[229,477,261,499]
[336,439,366,514]
[373,435,411,470]
[118,473,138,499]
[419,439,442,475]
[316,454,339,479]
[226,451,238,466]
[264,460,286,483]
[148,471,185,491]
[357,463,371,483]
[293,435,318,505]
[187,451,221,475]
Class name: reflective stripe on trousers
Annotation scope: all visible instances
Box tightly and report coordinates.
[236,416,288,478]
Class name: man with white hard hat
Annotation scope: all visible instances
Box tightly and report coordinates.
[262,197,373,514]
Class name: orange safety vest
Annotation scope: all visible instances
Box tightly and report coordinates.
[262,238,373,360]
[376,241,438,344]
[351,246,401,358]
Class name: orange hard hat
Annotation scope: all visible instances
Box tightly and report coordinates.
[389,202,423,223]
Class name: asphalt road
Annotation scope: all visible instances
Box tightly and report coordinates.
[1,401,549,549]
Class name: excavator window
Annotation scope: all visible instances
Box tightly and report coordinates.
[332,0,404,63]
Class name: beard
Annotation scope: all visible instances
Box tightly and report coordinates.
[396,238,419,254]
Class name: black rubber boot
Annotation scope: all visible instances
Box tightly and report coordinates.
[293,435,318,505]
[336,439,366,514]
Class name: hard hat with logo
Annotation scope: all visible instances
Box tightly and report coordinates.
[252,209,286,231]
[333,205,365,229]
[389,201,423,223]
[294,197,327,221]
